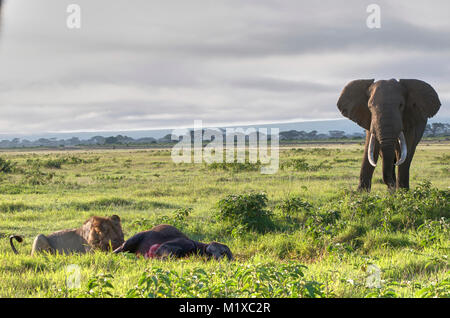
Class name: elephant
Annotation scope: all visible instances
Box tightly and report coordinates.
[337,79,441,191]
[113,224,233,260]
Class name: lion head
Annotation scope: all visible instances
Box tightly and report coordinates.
[82,215,124,251]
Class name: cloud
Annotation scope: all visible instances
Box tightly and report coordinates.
[228,77,339,93]
[0,0,448,134]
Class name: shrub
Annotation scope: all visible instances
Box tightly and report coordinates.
[22,168,55,185]
[156,207,192,229]
[281,158,332,172]
[43,158,64,169]
[281,158,309,171]
[304,209,341,239]
[216,192,274,233]
[130,208,193,232]
[333,181,449,231]
[84,273,116,298]
[415,279,450,298]
[208,161,261,173]
[0,157,16,173]
[278,196,313,219]
[126,262,324,298]
[415,217,449,248]
[27,156,100,169]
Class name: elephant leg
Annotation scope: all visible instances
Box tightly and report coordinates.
[397,126,424,190]
[396,141,418,190]
[358,131,380,191]
[397,158,412,189]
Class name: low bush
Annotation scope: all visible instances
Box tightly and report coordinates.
[328,181,449,232]
[43,159,65,169]
[304,209,341,239]
[281,158,332,172]
[125,262,324,298]
[0,157,16,173]
[27,156,100,169]
[216,192,274,233]
[207,161,261,173]
[130,208,193,232]
[277,195,313,220]
[155,207,192,229]
[22,168,55,185]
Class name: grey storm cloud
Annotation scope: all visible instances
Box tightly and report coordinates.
[0,0,448,134]
[228,77,339,93]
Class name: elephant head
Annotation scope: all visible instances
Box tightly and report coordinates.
[337,79,440,189]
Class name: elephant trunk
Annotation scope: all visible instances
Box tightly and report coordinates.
[379,140,396,189]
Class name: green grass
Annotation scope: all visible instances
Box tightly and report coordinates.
[0,143,448,298]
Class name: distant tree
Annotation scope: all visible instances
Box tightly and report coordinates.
[67,137,81,145]
[424,123,450,137]
[328,130,346,139]
[424,124,432,136]
[306,130,317,139]
[431,123,448,136]
[105,136,118,144]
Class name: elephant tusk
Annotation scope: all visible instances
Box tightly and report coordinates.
[368,133,377,167]
[395,131,407,166]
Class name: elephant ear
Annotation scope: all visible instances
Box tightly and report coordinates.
[337,79,374,130]
[399,79,441,123]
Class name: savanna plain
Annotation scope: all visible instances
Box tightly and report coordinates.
[0,142,448,298]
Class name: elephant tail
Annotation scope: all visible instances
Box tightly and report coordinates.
[9,235,23,254]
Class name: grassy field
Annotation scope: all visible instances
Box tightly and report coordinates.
[0,142,448,298]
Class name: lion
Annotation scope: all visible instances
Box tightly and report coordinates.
[9,215,124,255]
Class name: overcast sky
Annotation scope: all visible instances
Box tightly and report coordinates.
[0,0,449,134]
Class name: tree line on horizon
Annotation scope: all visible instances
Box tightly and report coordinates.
[0,123,448,149]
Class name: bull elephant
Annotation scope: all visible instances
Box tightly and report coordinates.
[337,79,441,191]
